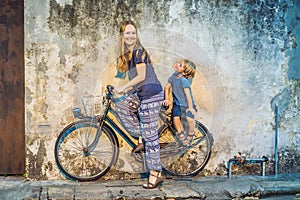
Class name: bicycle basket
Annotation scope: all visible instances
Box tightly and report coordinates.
[81,95,103,116]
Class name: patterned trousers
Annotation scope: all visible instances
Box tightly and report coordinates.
[115,91,164,171]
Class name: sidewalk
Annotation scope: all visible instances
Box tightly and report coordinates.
[0,173,299,200]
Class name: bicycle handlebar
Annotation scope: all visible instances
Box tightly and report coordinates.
[105,85,124,103]
[107,85,114,94]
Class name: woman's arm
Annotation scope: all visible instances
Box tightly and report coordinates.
[115,63,146,94]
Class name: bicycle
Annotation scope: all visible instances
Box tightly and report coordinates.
[54,85,213,181]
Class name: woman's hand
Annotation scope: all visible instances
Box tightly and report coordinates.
[114,86,124,95]
[163,99,170,106]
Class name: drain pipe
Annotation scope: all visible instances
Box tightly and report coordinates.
[274,103,279,176]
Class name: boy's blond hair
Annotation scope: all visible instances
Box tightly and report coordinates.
[182,59,196,79]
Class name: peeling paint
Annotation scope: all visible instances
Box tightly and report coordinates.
[26,140,48,180]
[24,0,300,179]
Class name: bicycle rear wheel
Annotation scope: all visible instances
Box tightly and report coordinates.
[54,119,119,181]
[159,121,212,177]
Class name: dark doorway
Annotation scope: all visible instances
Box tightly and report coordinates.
[0,0,25,174]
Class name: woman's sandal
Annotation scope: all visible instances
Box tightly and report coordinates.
[176,132,188,146]
[142,171,163,189]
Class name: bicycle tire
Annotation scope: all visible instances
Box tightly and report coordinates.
[159,121,212,177]
[54,119,119,181]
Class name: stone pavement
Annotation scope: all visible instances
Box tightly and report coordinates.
[0,173,300,200]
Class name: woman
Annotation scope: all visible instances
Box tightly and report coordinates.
[114,20,164,189]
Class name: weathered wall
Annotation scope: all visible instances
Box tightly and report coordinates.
[24,0,300,180]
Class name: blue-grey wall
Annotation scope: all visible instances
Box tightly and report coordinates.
[24,0,300,179]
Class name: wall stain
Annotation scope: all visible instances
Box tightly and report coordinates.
[68,64,82,84]
[26,140,48,180]
[48,0,145,46]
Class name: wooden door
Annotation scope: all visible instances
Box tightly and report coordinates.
[0,0,25,174]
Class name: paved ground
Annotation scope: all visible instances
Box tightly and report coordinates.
[0,173,300,200]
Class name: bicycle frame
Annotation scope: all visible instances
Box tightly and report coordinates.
[57,85,213,180]
[79,86,176,155]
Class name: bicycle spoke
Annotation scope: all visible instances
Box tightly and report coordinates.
[160,144,182,159]
[83,123,95,147]
[55,120,118,181]
[61,143,80,153]
[74,124,86,147]
[89,149,113,166]
[159,122,212,176]
[60,154,84,174]
[77,126,94,148]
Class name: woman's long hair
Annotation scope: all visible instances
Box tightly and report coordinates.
[117,20,149,72]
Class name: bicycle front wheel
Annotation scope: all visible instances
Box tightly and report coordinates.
[159,121,212,177]
[54,119,119,181]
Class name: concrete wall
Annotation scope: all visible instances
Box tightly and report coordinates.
[24,0,300,180]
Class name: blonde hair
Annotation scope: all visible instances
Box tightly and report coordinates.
[117,20,149,72]
[182,59,196,79]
